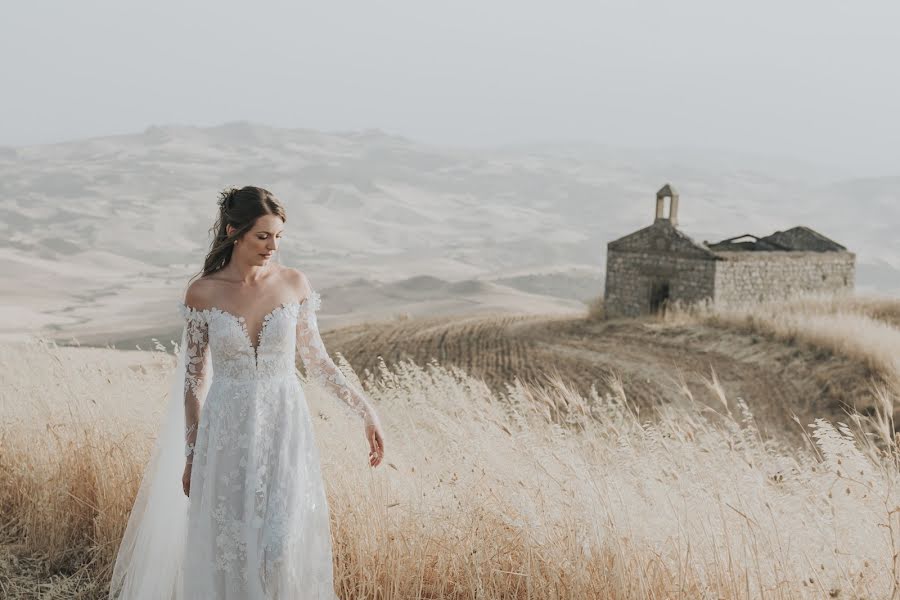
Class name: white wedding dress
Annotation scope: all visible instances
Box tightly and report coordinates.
[109,288,379,600]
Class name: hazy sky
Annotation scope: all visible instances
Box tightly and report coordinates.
[3,1,898,175]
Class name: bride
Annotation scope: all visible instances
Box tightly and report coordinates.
[109,186,385,599]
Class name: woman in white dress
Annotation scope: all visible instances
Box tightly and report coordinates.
[109,186,385,599]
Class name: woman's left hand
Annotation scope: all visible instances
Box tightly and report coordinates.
[365,419,385,468]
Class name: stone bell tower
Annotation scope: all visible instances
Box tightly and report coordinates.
[654,183,679,227]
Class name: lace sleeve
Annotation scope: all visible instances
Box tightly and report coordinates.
[179,304,210,464]
[296,290,381,430]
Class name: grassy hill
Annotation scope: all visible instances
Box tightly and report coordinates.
[321,300,886,444]
[3,294,900,597]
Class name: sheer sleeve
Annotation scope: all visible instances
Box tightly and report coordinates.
[295,290,381,430]
[179,304,211,464]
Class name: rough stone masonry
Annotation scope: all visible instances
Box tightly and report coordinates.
[603,184,856,319]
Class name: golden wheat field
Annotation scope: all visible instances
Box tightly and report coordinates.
[3,294,900,599]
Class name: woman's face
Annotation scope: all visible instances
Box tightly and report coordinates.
[229,214,285,266]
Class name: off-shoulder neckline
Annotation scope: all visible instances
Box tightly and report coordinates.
[177,290,321,365]
[178,289,320,319]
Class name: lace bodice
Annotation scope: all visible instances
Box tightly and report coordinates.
[177,289,379,463]
[178,300,302,382]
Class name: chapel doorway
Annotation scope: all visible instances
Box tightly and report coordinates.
[650,281,670,315]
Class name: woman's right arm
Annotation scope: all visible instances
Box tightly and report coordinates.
[182,284,211,468]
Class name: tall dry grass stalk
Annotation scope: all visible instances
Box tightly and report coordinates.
[665,292,900,389]
[2,332,900,598]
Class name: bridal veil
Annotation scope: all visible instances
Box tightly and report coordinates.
[108,324,210,600]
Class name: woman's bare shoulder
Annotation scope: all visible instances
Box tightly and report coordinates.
[184,276,222,310]
[276,265,312,299]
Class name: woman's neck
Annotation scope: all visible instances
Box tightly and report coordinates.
[221,259,272,286]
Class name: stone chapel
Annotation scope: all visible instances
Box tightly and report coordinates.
[603,184,856,318]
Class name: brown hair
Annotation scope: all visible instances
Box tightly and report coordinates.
[194,185,286,279]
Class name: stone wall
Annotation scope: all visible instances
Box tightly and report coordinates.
[713,251,856,306]
[604,249,716,318]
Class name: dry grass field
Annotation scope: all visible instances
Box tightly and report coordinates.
[3,293,900,598]
[323,300,883,445]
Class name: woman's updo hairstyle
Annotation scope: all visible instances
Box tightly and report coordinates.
[197,185,286,278]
